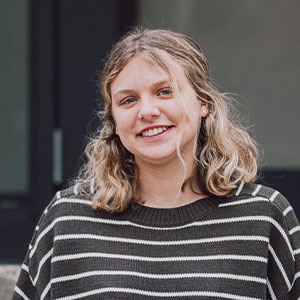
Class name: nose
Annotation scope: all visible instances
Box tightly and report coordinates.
[137,97,160,121]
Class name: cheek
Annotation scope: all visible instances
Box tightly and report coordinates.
[183,104,202,131]
[117,129,136,155]
[166,101,184,123]
[113,111,134,136]
[177,98,201,123]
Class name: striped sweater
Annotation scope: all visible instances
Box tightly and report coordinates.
[13,183,300,300]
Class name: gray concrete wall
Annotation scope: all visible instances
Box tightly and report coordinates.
[138,0,300,169]
[0,265,20,300]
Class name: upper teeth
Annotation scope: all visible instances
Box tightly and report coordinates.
[142,127,168,137]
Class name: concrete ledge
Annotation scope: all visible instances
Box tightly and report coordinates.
[0,265,21,300]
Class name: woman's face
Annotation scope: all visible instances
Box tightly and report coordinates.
[110,55,208,167]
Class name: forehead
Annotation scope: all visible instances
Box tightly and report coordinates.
[110,55,186,97]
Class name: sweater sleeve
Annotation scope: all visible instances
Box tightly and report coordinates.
[267,193,300,299]
[12,195,57,300]
[12,252,39,300]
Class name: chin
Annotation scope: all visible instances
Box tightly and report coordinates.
[136,151,178,164]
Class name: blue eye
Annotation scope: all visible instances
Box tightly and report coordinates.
[158,89,172,96]
[123,98,136,105]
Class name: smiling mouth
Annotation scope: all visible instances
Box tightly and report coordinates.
[140,126,173,137]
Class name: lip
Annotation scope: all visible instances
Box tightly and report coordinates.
[137,125,173,136]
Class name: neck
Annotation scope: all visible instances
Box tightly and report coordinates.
[137,156,205,208]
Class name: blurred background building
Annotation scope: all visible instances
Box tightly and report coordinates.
[1,0,299,280]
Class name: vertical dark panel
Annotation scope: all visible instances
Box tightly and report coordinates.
[58,0,126,186]
[31,0,56,214]
[117,0,138,35]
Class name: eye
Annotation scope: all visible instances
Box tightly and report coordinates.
[122,97,137,105]
[157,88,172,97]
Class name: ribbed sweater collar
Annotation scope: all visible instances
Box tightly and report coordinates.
[121,197,221,226]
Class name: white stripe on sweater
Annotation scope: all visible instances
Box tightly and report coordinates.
[52,198,92,207]
[219,197,269,207]
[14,286,30,300]
[294,248,300,255]
[33,248,53,285]
[267,279,277,300]
[293,271,300,285]
[235,181,245,196]
[283,206,293,216]
[56,191,61,199]
[289,226,300,235]
[53,287,263,300]
[51,252,268,264]
[73,183,80,195]
[21,264,29,273]
[51,270,266,284]
[41,281,51,300]
[269,191,279,202]
[268,245,291,290]
[54,234,269,246]
[252,185,262,196]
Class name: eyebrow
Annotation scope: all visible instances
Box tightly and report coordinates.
[112,79,171,99]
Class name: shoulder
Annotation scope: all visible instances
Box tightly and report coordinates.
[219,181,300,250]
[221,182,291,213]
[224,183,300,236]
[32,185,95,239]
[28,186,95,255]
[218,182,298,228]
[44,185,94,219]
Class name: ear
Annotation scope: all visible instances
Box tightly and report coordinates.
[115,126,119,135]
[200,100,209,117]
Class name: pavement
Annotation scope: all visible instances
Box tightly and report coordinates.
[0,265,20,300]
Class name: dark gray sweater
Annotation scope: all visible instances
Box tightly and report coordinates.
[12,183,300,299]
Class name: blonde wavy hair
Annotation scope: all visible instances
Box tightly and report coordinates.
[75,28,259,212]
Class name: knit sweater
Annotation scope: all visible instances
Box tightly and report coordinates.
[13,182,300,300]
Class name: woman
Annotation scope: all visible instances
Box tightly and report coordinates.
[13,28,300,299]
